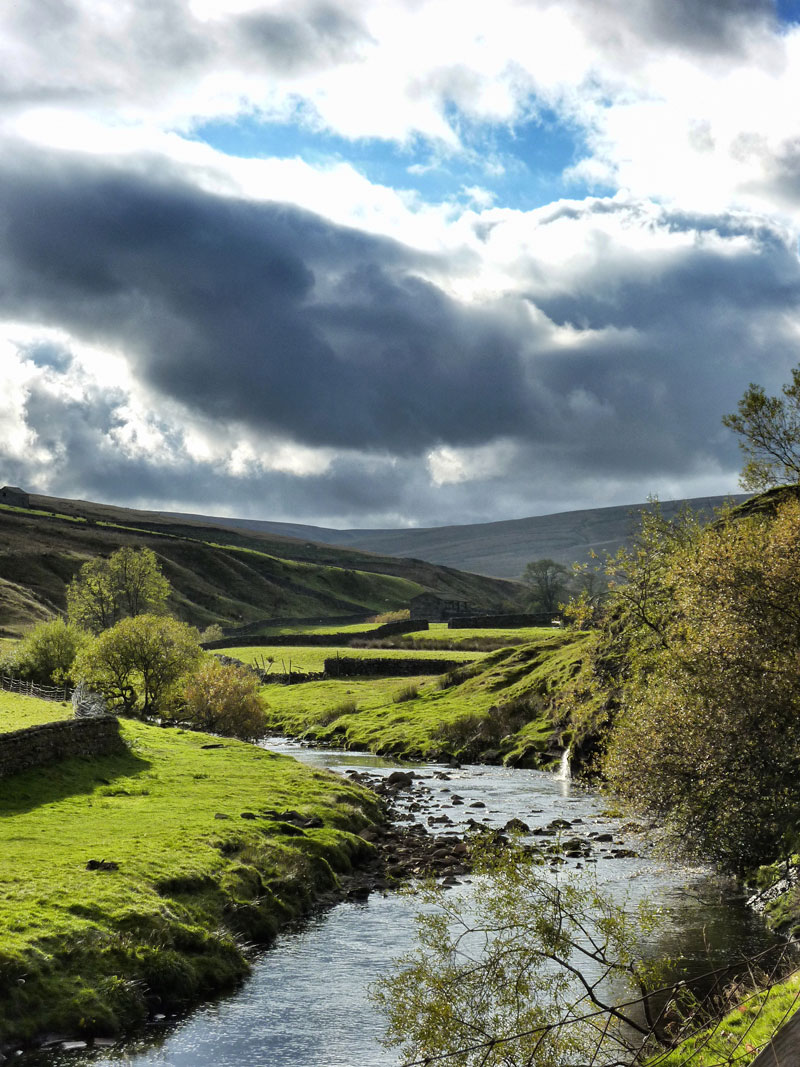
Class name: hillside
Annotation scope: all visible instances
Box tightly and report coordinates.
[172,494,749,579]
[0,494,522,635]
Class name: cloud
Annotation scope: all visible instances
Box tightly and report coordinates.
[5,2,800,526]
[1,144,799,523]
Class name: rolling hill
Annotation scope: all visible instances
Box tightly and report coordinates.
[174,494,749,580]
[0,494,523,636]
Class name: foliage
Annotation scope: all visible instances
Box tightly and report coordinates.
[67,547,171,633]
[605,496,800,873]
[372,841,667,1067]
[199,623,224,644]
[179,658,267,740]
[6,617,87,685]
[369,609,411,624]
[75,614,202,717]
[723,365,800,490]
[522,558,572,614]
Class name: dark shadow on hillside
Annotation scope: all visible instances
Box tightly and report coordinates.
[0,748,152,816]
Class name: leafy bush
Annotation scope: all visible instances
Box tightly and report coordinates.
[605,495,800,872]
[9,618,87,685]
[180,658,267,740]
[369,610,410,624]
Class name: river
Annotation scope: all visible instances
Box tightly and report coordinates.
[33,740,780,1067]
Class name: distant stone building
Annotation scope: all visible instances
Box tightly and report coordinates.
[409,593,471,622]
[0,486,29,508]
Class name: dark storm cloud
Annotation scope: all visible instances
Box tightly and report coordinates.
[0,148,534,452]
[3,148,800,522]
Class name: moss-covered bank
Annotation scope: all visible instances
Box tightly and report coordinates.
[262,631,590,764]
[0,719,380,1049]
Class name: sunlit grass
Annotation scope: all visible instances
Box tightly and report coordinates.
[0,691,72,732]
[263,631,588,763]
[650,971,800,1066]
[0,718,378,1043]
[221,644,479,673]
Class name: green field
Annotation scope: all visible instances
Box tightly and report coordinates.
[222,644,480,673]
[263,631,589,762]
[244,622,381,637]
[0,718,378,1044]
[404,623,558,644]
[0,691,72,732]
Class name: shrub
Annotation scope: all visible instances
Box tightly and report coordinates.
[369,610,410,624]
[10,618,87,685]
[180,659,267,740]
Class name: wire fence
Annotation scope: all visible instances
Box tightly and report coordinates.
[0,673,74,703]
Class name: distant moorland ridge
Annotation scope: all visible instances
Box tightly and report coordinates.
[174,494,749,580]
[0,492,523,634]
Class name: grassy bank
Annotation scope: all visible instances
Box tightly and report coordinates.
[650,971,800,1066]
[262,631,589,763]
[0,718,380,1047]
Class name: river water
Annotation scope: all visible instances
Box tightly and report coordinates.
[35,740,779,1067]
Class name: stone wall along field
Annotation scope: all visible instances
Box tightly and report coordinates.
[0,717,126,779]
[323,656,467,678]
[448,613,561,628]
[203,619,426,651]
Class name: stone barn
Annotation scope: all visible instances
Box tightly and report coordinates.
[0,486,29,508]
[409,593,471,622]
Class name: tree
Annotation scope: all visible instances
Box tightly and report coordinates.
[9,618,87,686]
[605,495,800,873]
[372,841,668,1067]
[179,658,267,740]
[75,614,201,717]
[67,547,171,634]
[722,366,800,490]
[522,559,571,614]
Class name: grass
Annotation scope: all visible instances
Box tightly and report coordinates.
[245,622,381,637]
[0,691,72,732]
[354,623,560,651]
[0,718,380,1045]
[262,631,590,763]
[650,971,800,1066]
[221,644,480,673]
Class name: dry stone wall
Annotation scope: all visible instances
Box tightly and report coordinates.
[203,619,426,651]
[448,613,561,628]
[324,656,467,678]
[0,717,126,779]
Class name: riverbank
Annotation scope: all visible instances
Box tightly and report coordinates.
[0,719,383,1053]
[262,631,589,765]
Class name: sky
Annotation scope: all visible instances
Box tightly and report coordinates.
[3,0,800,529]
